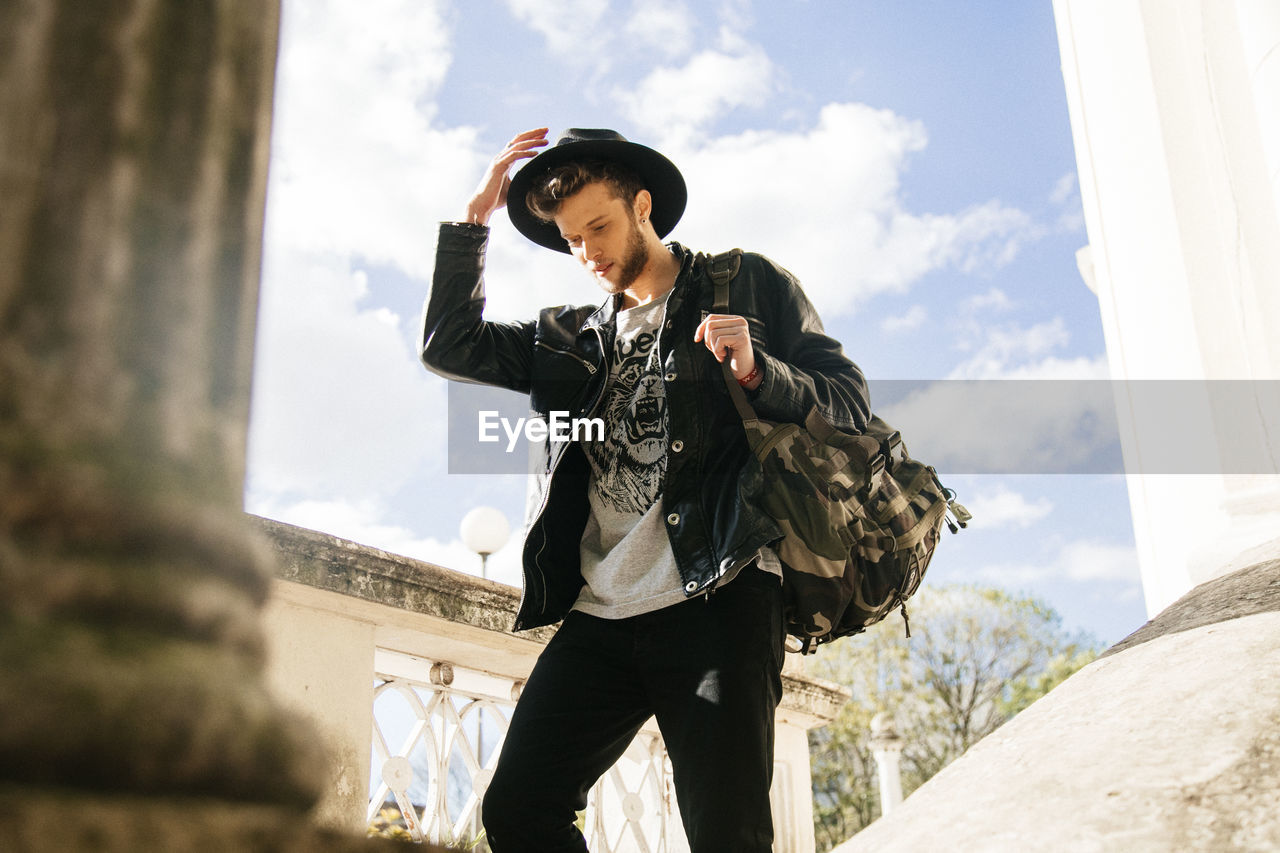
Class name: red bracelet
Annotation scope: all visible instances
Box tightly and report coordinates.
[737,364,760,387]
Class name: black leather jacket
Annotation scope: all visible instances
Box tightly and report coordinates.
[421,222,869,631]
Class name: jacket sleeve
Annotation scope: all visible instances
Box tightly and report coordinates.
[744,255,870,433]
[420,222,536,395]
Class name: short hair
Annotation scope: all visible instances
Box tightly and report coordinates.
[525,159,646,223]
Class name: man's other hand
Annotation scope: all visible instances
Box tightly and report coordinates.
[694,314,762,390]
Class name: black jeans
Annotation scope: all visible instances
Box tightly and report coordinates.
[482,566,786,853]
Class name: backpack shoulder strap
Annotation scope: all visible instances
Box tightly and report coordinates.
[698,249,757,423]
[704,248,743,311]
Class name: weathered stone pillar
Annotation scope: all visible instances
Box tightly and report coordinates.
[0,3,414,849]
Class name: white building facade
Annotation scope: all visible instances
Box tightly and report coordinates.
[1054,0,1280,616]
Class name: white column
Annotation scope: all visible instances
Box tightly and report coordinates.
[262,582,377,833]
[1054,0,1280,617]
[870,713,904,816]
[1223,0,1280,572]
[772,720,819,853]
[1235,0,1280,220]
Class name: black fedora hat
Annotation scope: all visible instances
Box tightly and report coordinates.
[507,128,687,253]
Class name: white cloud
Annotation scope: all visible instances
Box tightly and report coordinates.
[963,287,1012,314]
[667,103,1037,319]
[268,0,483,277]
[625,0,696,57]
[877,375,1119,474]
[963,485,1053,530]
[717,0,755,35]
[274,0,636,329]
[250,0,522,517]
[1051,171,1086,233]
[949,318,1069,376]
[989,355,1112,380]
[1050,172,1077,205]
[882,305,928,333]
[617,42,776,146]
[948,319,1111,380]
[1056,540,1141,583]
[506,0,609,63]
[976,539,1140,587]
[932,202,1041,274]
[246,250,445,501]
[872,311,1115,473]
[947,293,1110,380]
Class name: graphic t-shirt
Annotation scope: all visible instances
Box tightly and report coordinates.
[573,293,687,618]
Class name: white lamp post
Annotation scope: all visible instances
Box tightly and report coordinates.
[458,506,511,839]
[459,506,510,579]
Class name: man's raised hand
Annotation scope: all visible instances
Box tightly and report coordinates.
[462,128,549,226]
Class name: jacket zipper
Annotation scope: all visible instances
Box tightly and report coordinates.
[535,339,598,374]
[579,325,608,419]
[517,325,607,628]
[702,549,765,601]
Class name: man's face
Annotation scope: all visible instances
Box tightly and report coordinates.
[554,181,650,295]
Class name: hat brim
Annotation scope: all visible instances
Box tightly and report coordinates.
[507,139,687,253]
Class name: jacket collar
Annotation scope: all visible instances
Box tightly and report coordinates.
[583,290,620,332]
[658,242,699,322]
[582,243,696,331]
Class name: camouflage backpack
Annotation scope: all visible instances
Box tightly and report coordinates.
[705,250,971,653]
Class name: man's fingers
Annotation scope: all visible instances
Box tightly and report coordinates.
[504,128,549,151]
[694,314,754,371]
[496,142,546,171]
[697,314,746,332]
[488,129,549,174]
[699,315,749,336]
[695,316,754,372]
[702,323,750,349]
[502,129,549,158]
[506,137,548,157]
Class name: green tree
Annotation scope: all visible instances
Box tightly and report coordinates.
[807,584,1102,851]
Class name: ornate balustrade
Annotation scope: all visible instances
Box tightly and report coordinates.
[255,516,849,852]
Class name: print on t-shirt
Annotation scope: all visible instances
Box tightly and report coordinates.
[585,316,669,515]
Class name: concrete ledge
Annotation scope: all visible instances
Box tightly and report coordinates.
[833,559,1280,852]
[1105,557,1280,657]
[779,667,852,729]
[251,514,553,643]
[253,515,849,726]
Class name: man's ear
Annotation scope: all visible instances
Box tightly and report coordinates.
[633,189,653,223]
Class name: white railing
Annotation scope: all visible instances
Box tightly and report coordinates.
[367,649,686,851]
[585,731,679,852]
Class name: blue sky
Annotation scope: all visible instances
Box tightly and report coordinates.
[245,0,1147,645]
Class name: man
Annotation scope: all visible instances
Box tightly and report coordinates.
[421,127,868,852]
